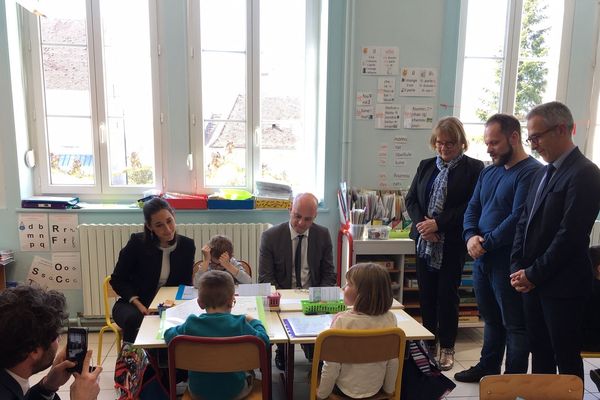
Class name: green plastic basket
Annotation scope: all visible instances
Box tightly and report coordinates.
[301,300,347,315]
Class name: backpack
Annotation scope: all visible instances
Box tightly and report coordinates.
[400,340,456,400]
[114,343,169,400]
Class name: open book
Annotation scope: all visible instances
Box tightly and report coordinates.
[283,314,334,337]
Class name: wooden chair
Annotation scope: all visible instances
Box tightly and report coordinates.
[309,328,407,400]
[97,275,122,365]
[479,374,584,400]
[167,335,270,400]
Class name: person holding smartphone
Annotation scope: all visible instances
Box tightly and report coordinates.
[0,285,102,400]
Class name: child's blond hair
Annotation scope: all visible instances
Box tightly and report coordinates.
[198,270,235,308]
[346,263,393,315]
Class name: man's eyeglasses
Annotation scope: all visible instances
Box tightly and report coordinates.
[526,125,558,145]
[435,140,456,149]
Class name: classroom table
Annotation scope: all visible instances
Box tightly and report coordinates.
[275,288,404,311]
[277,309,434,400]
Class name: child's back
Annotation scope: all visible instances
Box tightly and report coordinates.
[317,263,398,399]
[164,270,269,400]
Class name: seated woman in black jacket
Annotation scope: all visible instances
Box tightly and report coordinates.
[110,197,195,342]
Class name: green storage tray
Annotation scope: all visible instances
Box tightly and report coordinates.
[301,299,347,315]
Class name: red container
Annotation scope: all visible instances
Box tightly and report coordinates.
[164,193,208,210]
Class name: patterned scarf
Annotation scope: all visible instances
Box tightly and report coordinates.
[417,154,464,269]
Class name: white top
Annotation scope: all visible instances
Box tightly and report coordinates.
[5,369,29,397]
[317,310,399,399]
[157,241,177,288]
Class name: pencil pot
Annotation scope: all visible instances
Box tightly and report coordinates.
[350,224,366,240]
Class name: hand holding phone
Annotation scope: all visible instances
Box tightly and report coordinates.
[67,327,88,374]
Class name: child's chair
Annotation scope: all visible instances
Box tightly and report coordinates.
[167,335,270,400]
[97,275,122,364]
[309,328,407,400]
[239,260,252,277]
[479,374,583,400]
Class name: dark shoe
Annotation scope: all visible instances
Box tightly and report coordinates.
[591,368,600,391]
[275,349,286,371]
[454,365,487,383]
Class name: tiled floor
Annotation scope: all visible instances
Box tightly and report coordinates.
[31,329,600,399]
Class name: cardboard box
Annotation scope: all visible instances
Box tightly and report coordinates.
[164,194,208,210]
[255,198,291,209]
[207,198,254,210]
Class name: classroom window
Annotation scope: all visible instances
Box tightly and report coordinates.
[455,0,569,161]
[23,0,161,195]
[189,0,327,193]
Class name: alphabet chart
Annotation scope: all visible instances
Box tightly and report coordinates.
[18,213,49,251]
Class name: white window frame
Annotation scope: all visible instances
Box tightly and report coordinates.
[22,0,163,198]
[454,0,574,122]
[186,0,326,195]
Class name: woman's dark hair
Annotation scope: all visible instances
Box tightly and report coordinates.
[143,197,176,244]
[0,285,67,369]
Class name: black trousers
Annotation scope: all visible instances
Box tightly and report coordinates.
[113,298,144,343]
[523,291,586,380]
[415,241,465,349]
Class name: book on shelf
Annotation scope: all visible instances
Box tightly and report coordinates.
[459,309,480,316]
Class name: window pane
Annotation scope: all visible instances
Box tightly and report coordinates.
[259,0,309,189]
[459,58,502,124]
[464,0,508,58]
[204,122,247,187]
[200,0,246,51]
[99,1,156,186]
[47,116,95,185]
[200,0,247,188]
[40,2,95,186]
[513,0,563,120]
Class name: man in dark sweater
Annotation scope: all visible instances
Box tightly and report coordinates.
[455,114,541,383]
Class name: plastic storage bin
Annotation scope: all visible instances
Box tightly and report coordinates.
[301,300,347,315]
[367,225,391,240]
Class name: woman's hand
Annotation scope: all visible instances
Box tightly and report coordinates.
[416,216,438,236]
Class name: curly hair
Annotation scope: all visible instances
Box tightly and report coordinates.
[209,235,234,260]
[0,285,67,369]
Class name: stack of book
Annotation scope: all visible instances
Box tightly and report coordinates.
[0,250,14,266]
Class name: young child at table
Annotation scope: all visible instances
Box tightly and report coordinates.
[583,246,600,352]
[317,262,398,399]
[194,235,252,286]
[164,270,269,400]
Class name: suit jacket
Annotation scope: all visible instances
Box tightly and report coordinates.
[110,232,195,307]
[258,222,337,289]
[511,147,600,298]
[406,155,484,245]
[0,369,60,400]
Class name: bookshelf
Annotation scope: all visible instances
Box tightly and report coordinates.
[350,239,482,328]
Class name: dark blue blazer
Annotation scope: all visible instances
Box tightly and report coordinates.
[511,147,600,297]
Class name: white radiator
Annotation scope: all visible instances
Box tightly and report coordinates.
[79,223,272,317]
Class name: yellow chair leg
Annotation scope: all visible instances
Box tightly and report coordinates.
[97,326,109,365]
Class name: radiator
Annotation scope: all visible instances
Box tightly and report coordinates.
[79,223,272,317]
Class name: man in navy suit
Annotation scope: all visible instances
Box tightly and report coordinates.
[259,192,336,370]
[0,286,101,400]
[510,101,600,380]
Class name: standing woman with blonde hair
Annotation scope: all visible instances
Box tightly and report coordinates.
[406,116,483,370]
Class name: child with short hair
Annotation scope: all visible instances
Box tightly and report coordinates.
[194,235,252,286]
[164,270,269,400]
[317,263,398,399]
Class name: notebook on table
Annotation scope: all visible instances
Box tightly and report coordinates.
[283,314,334,337]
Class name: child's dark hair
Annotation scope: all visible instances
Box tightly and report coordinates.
[590,246,600,279]
[143,197,175,244]
[198,270,235,309]
[346,263,393,315]
[209,235,234,260]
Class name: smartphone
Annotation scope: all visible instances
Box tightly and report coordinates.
[67,327,88,374]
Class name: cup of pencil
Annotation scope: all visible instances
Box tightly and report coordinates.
[350,224,365,240]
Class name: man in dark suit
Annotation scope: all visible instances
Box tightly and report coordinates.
[510,101,600,380]
[258,192,336,369]
[0,286,102,400]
